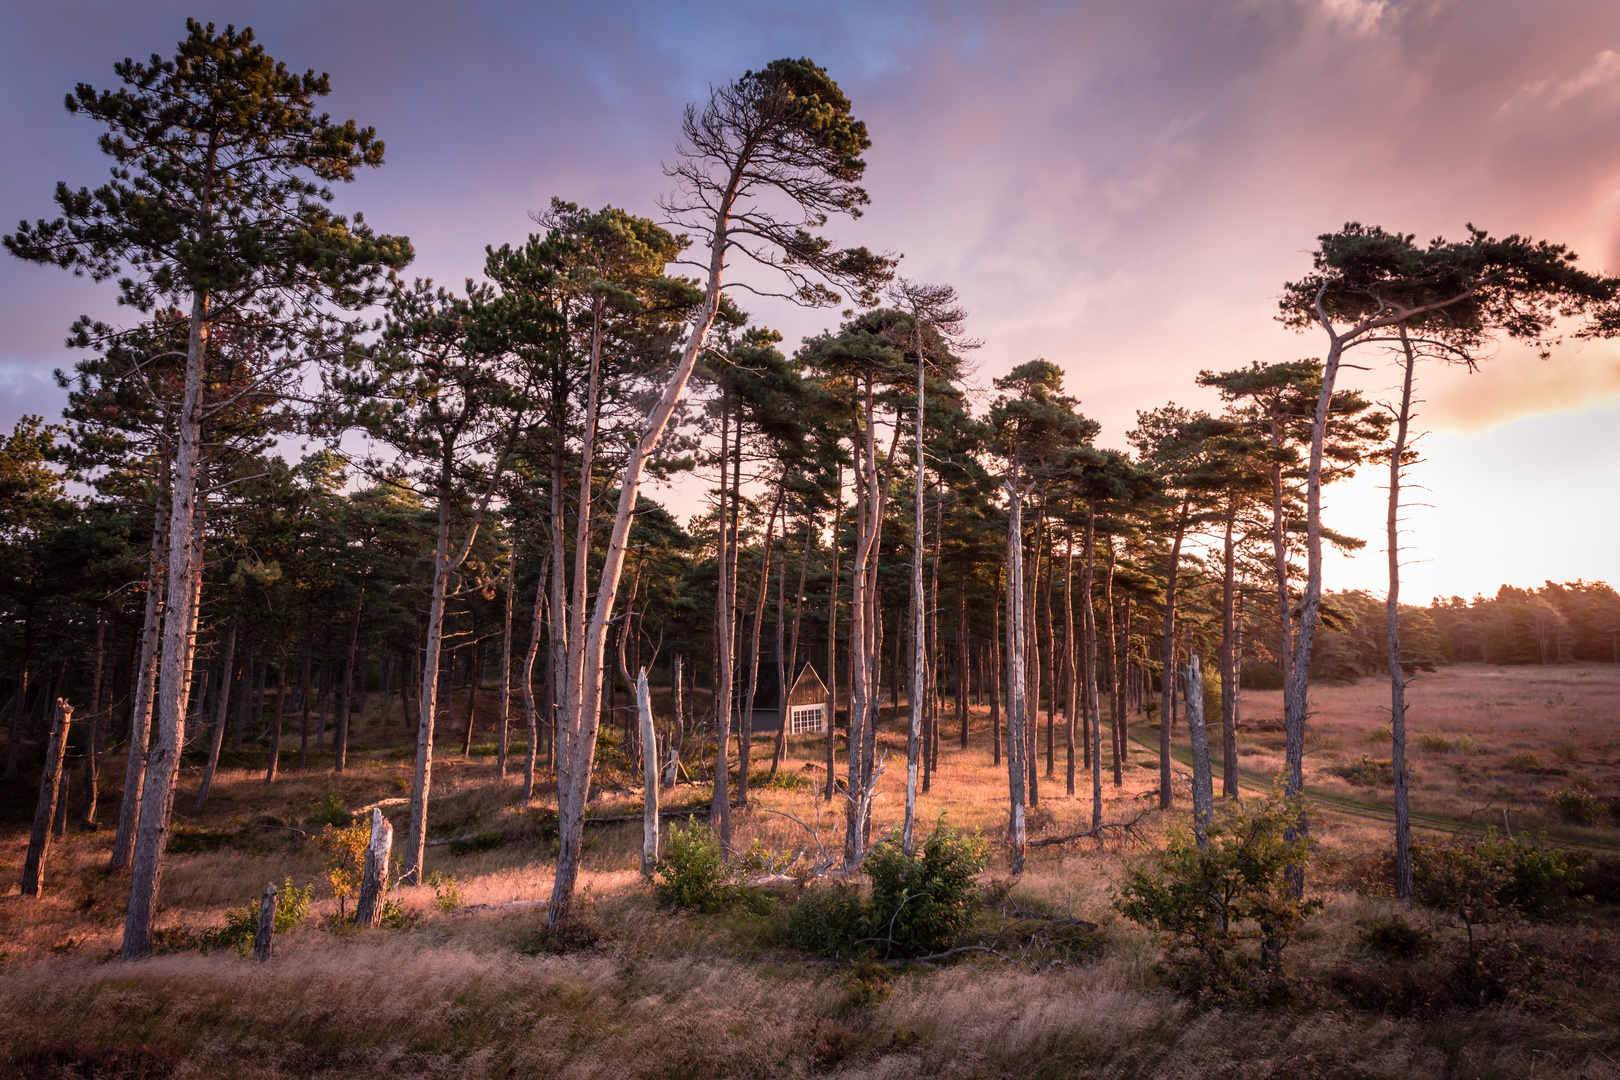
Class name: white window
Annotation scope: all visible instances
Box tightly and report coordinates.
[789,703,826,735]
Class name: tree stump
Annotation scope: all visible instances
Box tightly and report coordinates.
[253,883,278,961]
[21,700,73,897]
[353,807,394,927]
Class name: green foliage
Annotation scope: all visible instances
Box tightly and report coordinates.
[652,820,741,912]
[862,819,990,959]
[1552,738,1582,762]
[314,822,369,914]
[1114,786,1321,1000]
[1412,830,1586,935]
[378,898,417,930]
[1418,733,1451,753]
[199,878,311,955]
[785,884,867,956]
[786,819,990,960]
[308,792,352,828]
[1550,788,1606,825]
[426,871,462,912]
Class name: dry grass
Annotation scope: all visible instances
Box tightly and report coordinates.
[0,667,1617,1078]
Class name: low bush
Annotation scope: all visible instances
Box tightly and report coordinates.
[426,871,463,912]
[199,878,313,954]
[1549,787,1606,826]
[1417,733,1451,753]
[314,823,370,917]
[1552,738,1581,762]
[862,819,990,959]
[785,818,990,960]
[653,820,742,912]
[308,792,352,828]
[1504,750,1539,771]
[1412,830,1586,937]
[1115,785,1321,1003]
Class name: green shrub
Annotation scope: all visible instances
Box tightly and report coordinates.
[1552,738,1581,762]
[426,871,463,912]
[785,883,866,956]
[308,791,352,828]
[1550,788,1606,826]
[1367,725,1393,745]
[1418,733,1451,753]
[653,819,740,912]
[199,878,312,955]
[1412,830,1586,936]
[1452,734,1481,755]
[1504,750,1539,771]
[862,819,990,959]
[1114,786,1321,1001]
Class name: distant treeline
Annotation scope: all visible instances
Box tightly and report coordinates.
[1300,580,1620,682]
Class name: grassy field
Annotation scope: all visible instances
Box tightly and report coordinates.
[0,664,1616,1078]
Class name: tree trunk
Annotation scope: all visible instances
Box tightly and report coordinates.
[1004,483,1028,872]
[1182,654,1213,848]
[353,808,394,928]
[739,479,785,809]
[1219,507,1239,800]
[337,579,367,774]
[710,389,736,848]
[80,615,108,826]
[1389,329,1418,903]
[405,490,456,882]
[825,465,841,802]
[265,663,288,784]
[521,543,550,804]
[112,504,167,870]
[253,883,277,962]
[22,700,72,897]
[497,542,516,780]
[638,668,659,876]
[1063,533,1077,795]
[1158,498,1189,809]
[194,617,238,809]
[904,337,926,855]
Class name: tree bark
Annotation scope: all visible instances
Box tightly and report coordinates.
[1182,654,1213,848]
[638,668,659,876]
[497,541,516,780]
[253,883,277,962]
[1389,329,1418,903]
[112,501,167,870]
[22,700,72,897]
[194,617,238,808]
[265,663,287,784]
[1158,498,1189,809]
[353,808,394,928]
[1219,507,1239,800]
[1004,481,1028,872]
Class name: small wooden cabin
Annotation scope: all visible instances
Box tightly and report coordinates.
[745,662,830,735]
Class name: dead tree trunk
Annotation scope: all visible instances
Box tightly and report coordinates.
[353,808,394,928]
[638,668,659,876]
[1182,654,1213,848]
[21,700,72,897]
[253,883,277,961]
[194,617,238,809]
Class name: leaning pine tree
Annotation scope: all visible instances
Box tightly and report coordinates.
[546,58,892,926]
[3,19,410,959]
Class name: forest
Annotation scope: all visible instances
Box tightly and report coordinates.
[1,20,1618,1080]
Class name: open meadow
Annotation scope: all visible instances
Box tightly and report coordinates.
[1,663,1616,1080]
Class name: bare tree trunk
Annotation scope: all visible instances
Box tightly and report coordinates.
[112,502,167,870]
[904,337,926,855]
[825,466,841,802]
[80,616,107,826]
[770,519,812,779]
[1389,330,1418,903]
[991,573,1002,767]
[22,700,72,897]
[194,618,238,809]
[1063,533,1077,795]
[1182,655,1213,848]
[1004,483,1028,871]
[497,541,516,780]
[353,808,394,927]
[1219,508,1239,800]
[521,543,550,804]
[638,668,659,876]
[253,883,276,962]
[739,479,785,809]
[1158,499,1189,809]
[337,579,367,774]
[710,390,736,847]
[265,663,287,784]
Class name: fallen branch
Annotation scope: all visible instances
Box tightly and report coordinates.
[875,944,1017,969]
[350,797,411,817]
[252,823,308,841]
[1026,810,1147,849]
[582,805,713,825]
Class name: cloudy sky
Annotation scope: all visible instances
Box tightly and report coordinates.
[3,0,1617,602]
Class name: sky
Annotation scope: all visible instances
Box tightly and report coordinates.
[2,0,1617,604]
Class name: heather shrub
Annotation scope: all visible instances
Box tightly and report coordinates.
[1115,786,1321,1001]
[1504,750,1539,771]
[1549,787,1606,826]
